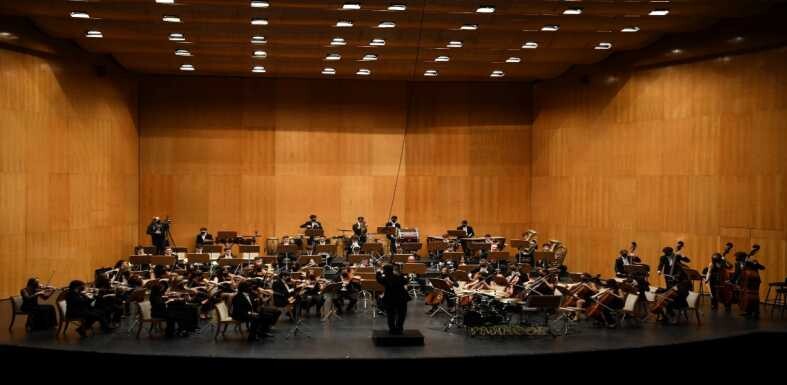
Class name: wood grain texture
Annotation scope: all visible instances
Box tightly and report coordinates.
[0,35,139,297]
[139,78,532,250]
[532,47,787,293]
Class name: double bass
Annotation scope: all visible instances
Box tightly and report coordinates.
[737,244,763,315]
[715,242,736,306]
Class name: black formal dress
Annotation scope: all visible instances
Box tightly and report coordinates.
[376,271,411,334]
[20,288,56,330]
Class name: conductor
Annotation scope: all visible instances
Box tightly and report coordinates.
[376,264,411,335]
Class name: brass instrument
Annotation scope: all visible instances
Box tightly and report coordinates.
[523,229,537,242]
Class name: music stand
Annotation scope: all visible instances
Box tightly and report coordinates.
[510,239,530,249]
[447,230,467,238]
[186,253,210,265]
[134,245,157,255]
[400,242,422,256]
[321,283,343,322]
[428,241,449,252]
[238,245,260,260]
[623,264,650,276]
[467,242,491,254]
[360,279,384,318]
[216,231,238,244]
[304,228,324,237]
[202,245,223,260]
[348,254,371,266]
[402,263,426,275]
[489,251,514,268]
[428,278,454,317]
[534,251,556,267]
[377,226,397,236]
[217,258,247,267]
[442,251,464,266]
[129,255,150,271]
[315,244,337,255]
[149,255,177,266]
[276,244,299,272]
[391,254,411,264]
[258,256,278,266]
[361,242,384,265]
[297,255,319,266]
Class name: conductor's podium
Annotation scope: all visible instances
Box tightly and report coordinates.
[372,329,425,347]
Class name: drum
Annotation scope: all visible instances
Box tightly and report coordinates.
[398,228,420,243]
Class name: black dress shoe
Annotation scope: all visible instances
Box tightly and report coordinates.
[77,328,88,338]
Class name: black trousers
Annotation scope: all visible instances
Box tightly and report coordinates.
[247,306,281,339]
[21,304,56,330]
[151,234,166,254]
[384,301,407,334]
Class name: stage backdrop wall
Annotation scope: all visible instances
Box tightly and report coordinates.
[532,47,787,291]
[139,79,532,251]
[0,32,139,297]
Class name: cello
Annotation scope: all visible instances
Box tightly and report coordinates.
[715,242,735,306]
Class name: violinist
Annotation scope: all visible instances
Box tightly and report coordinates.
[65,280,111,337]
[730,249,765,319]
[148,280,196,337]
[300,274,324,316]
[466,271,492,290]
[93,275,123,327]
[705,251,733,311]
[232,281,278,342]
[20,278,57,331]
[333,268,361,314]
[272,272,300,318]
[657,246,690,288]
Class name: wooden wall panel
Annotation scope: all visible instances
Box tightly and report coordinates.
[0,36,138,297]
[139,79,531,250]
[532,48,787,293]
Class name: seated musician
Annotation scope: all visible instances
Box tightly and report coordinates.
[149,280,198,337]
[65,280,111,337]
[300,274,324,316]
[20,278,57,331]
[195,227,214,249]
[466,271,492,290]
[221,247,234,259]
[313,236,332,265]
[662,266,692,325]
[93,275,123,327]
[232,281,278,342]
[570,273,600,309]
[163,246,174,257]
[273,272,299,312]
[614,249,635,278]
[590,279,625,328]
[427,267,458,315]
[333,269,361,314]
[277,235,295,267]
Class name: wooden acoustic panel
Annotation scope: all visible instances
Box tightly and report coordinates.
[531,47,787,294]
[139,77,531,250]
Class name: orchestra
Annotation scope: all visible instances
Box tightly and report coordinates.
[17,216,772,343]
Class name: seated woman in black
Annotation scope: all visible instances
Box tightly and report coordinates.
[20,278,57,331]
[93,275,123,327]
[65,280,110,337]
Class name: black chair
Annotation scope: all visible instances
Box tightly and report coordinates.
[8,296,30,332]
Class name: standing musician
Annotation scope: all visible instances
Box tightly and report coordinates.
[657,245,690,288]
[195,227,214,249]
[730,247,765,319]
[376,264,411,335]
[704,243,734,311]
[20,277,57,331]
[457,219,475,238]
[146,216,170,255]
[299,214,323,246]
[385,215,402,255]
[352,216,368,246]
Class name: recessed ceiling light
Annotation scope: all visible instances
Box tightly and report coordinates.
[70,11,90,19]
[168,33,185,41]
[253,50,267,58]
[522,41,538,49]
[330,37,347,46]
[322,67,336,75]
[595,42,612,50]
[174,49,191,56]
[370,38,386,46]
[362,54,378,61]
[447,41,463,48]
[336,20,353,27]
[0,32,18,40]
[162,15,181,23]
[671,48,683,54]
[156,0,175,4]
[434,55,449,62]
[250,1,269,8]
[460,24,478,31]
[424,69,439,77]
[251,18,268,25]
[251,36,266,44]
[85,30,103,38]
[378,21,396,28]
[179,64,194,71]
[490,70,505,78]
[541,25,559,32]
[649,9,669,16]
[342,3,361,10]
[325,53,342,61]
[563,8,582,15]
[356,68,371,76]
[621,26,640,33]
[505,57,521,63]
[251,66,266,73]
[729,36,744,43]
[388,4,406,11]
[476,6,495,14]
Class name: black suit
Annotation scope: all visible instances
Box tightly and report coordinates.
[300,220,322,246]
[146,221,167,255]
[456,225,475,238]
[195,232,214,248]
[614,255,634,277]
[658,254,690,287]
[376,271,410,334]
[272,279,298,312]
[385,221,402,255]
[352,222,368,245]
[66,290,109,333]
[231,292,280,341]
